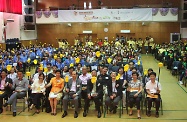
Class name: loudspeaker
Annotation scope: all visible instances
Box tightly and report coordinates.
[170,33,180,43]
[24,24,35,30]
[184,3,187,10]
[24,0,33,5]
[24,16,33,22]
[24,8,33,14]
[181,22,187,28]
[183,12,187,20]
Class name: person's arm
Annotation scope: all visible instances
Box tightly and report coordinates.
[22,79,29,92]
[76,80,82,96]
[55,80,64,94]
[45,78,52,88]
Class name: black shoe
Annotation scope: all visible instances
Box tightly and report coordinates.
[74,111,78,118]
[113,106,117,114]
[155,112,159,118]
[97,111,101,118]
[83,110,87,117]
[3,103,8,107]
[13,112,16,117]
[147,111,151,117]
[61,111,68,118]
[0,108,3,114]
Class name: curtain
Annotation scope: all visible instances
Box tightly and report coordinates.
[7,0,22,14]
[0,0,6,12]
[0,0,22,14]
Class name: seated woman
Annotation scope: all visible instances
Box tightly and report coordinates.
[127,72,142,119]
[146,72,161,118]
[30,73,46,113]
[45,70,64,116]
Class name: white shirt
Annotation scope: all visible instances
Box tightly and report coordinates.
[70,81,76,92]
[31,80,46,93]
[7,73,17,81]
[146,80,161,94]
[112,81,117,93]
[79,73,91,85]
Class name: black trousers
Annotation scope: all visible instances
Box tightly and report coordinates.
[45,87,51,112]
[84,96,102,112]
[0,91,7,109]
[129,97,141,110]
[32,93,43,109]
[148,98,160,112]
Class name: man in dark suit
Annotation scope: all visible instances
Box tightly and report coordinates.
[0,69,13,114]
[62,71,82,118]
[105,72,122,114]
[83,70,103,118]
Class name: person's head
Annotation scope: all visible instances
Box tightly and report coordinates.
[52,65,57,73]
[55,70,61,78]
[69,67,74,74]
[10,67,15,74]
[110,72,117,80]
[102,66,108,74]
[132,72,139,80]
[149,72,156,81]
[37,67,43,73]
[132,67,137,73]
[183,56,187,61]
[91,70,97,77]
[77,63,82,69]
[148,68,153,76]
[47,63,52,71]
[1,69,7,78]
[82,66,87,75]
[87,65,91,73]
[118,67,124,75]
[72,71,77,79]
[38,73,45,81]
[63,66,68,72]
[17,70,23,79]
[129,61,134,69]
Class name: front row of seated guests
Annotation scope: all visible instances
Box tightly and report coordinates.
[0,68,161,118]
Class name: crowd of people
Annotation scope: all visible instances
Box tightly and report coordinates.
[153,40,187,85]
[0,36,163,119]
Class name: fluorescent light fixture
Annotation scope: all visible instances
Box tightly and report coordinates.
[83,30,92,33]
[88,2,92,9]
[84,2,86,9]
[120,30,130,33]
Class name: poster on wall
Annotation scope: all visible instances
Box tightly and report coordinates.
[0,12,4,43]
[58,8,152,22]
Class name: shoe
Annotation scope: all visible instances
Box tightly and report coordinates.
[83,110,87,117]
[13,112,16,117]
[155,112,159,118]
[3,103,8,107]
[179,81,183,85]
[74,111,78,118]
[147,111,151,117]
[30,104,34,110]
[97,111,101,118]
[61,111,67,118]
[54,113,57,116]
[129,113,133,116]
[113,106,117,114]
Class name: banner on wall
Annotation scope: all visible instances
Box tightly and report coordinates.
[58,8,152,22]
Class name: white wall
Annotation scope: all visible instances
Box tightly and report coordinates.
[181,28,187,38]
[0,12,3,43]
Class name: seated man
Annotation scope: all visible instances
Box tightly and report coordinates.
[0,69,13,114]
[62,71,82,118]
[105,72,122,114]
[146,72,161,118]
[83,70,103,118]
[3,70,29,117]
